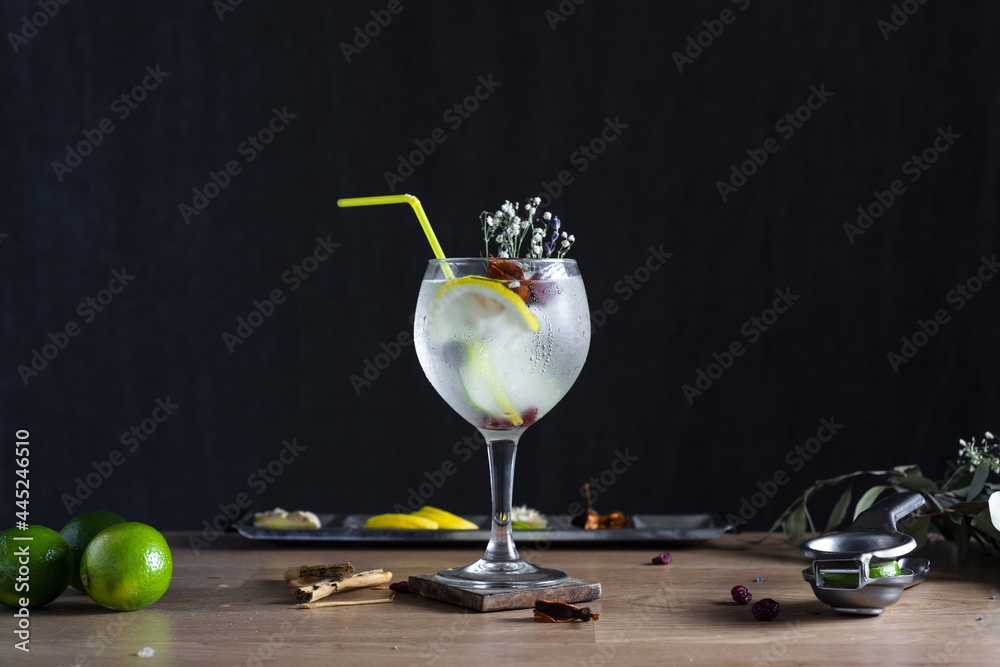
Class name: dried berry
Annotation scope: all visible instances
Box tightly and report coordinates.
[389,581,409,593]
[752,598,780,621]
[730,585,752,605]
[651,553,672,565]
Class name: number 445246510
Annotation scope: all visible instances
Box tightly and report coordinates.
[15,430,29,526]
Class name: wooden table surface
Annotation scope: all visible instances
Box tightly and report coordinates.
[8,532,999,666]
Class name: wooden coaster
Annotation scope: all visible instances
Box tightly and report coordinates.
[408,574,600,612]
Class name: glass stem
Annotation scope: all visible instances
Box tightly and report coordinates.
[482,437,521,566]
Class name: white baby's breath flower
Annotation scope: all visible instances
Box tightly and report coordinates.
[511,505,547,528]
[481,197,576,258]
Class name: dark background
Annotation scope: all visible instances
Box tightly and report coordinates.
[2,1,997,534]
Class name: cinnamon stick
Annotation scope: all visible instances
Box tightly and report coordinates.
[294,570,391,604]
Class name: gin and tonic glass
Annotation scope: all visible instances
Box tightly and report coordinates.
[414,258,590,587]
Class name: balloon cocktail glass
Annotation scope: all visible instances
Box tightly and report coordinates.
[338,195,590,588]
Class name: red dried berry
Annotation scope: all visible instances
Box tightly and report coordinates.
[730,585,752,605]
[751,598,780,621]
[389,581,409,593]
[481,407,538,430]
[651,553,672,565]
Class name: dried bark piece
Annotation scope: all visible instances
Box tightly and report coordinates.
[598,511,631,529]
[533,599,600,623]
[294,570,390,604]
[283,563,355,584]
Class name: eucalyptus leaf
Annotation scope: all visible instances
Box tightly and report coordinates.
[853,485,887,520]
[895,471,938,493]
[954,518,969,561]
[940,512,969,561]
[784,504,807,544]
[942,464,975,493]
[971,508,1000,544]
[943,501,988,514]
[825,486,852,533]
[967,462,990,501]
[898,513,932,550]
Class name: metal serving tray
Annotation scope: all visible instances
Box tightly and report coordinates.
[235,513,734,545]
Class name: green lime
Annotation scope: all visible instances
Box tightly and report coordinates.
[81,522,172,611]
[60,510,126,591]
[0,525,73,608]
[819,559,901,585]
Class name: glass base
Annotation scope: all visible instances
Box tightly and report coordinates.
[434,558,568,589]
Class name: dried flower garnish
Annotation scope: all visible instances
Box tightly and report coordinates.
[511,505,548,529]
[482,197,575,259]
[651,552,672,565]
[533,599,600,622]
[572,483,631,530]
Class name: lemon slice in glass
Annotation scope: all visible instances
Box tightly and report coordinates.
[429,276,540,338]
[429,276,540,427]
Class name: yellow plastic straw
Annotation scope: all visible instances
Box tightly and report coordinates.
[337,195,453,277]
